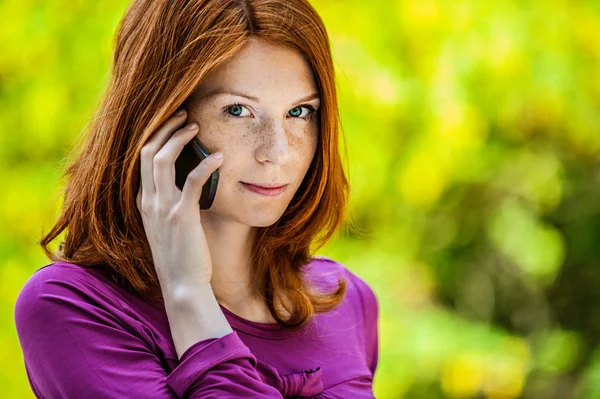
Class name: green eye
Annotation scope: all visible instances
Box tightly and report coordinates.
[224,103,316,120]
[288,105,316,119]
[289,107,303,117]
[227,104,245,116]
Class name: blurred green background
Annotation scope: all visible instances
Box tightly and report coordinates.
[2,0,600,398]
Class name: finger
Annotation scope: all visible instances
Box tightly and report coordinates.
[180,152,223,210]
[154,122,199,202]
[139,108,187,196]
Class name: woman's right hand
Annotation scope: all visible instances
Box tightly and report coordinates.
[136,108,224,294]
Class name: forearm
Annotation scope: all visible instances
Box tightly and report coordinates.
[162,284,234,359]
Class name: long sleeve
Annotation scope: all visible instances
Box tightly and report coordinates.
[14,265,284,398]
[366,288,379,377]
[347,270,380,377]
[166,333,283,397]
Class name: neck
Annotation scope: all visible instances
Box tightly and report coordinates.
[199,210,258,309]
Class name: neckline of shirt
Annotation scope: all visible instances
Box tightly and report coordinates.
[218,303,307,340]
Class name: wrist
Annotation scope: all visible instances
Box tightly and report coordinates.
[162,281,215,304]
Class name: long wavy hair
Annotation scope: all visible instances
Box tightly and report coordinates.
[38,0,355,329]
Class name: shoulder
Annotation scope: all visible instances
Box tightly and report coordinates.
[309,256,380,375]
[17,261,115,297]
[307,255,379,317]
[14,261,123,325]
[20,261,104,284]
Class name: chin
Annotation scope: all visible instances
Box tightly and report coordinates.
[204,200,289,227]
[249,219,279,228]
[241,209,287,227]
[204,185,297,226]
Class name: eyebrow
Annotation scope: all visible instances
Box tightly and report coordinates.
[204,88,320,104]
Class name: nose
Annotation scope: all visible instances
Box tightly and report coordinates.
[255,118,291,166]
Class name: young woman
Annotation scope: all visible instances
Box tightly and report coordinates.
[14,0,379,397]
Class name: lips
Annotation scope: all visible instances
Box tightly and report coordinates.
[242,183,287,189]
[241,182,287,196]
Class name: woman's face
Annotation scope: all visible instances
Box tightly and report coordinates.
[185,38,320,227]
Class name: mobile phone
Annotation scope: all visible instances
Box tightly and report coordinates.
[174,136,219,210]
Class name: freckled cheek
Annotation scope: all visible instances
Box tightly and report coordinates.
[193,116,317,166]
[195,119,253,152]
[193,122,252,185]
[290,126,319,162]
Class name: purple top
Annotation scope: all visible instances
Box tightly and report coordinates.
[14,256,379,398]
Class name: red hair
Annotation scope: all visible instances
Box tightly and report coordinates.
[39,0,355,329]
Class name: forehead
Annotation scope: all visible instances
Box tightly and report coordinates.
[192,39,318,102]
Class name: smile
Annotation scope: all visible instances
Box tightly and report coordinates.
[240,182,287,196]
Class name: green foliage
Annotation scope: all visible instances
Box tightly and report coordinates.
[2,1,599,398]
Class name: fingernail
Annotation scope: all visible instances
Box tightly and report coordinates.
[212,152,223,160]
[175,108,185,116]
[186,122,198,130]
